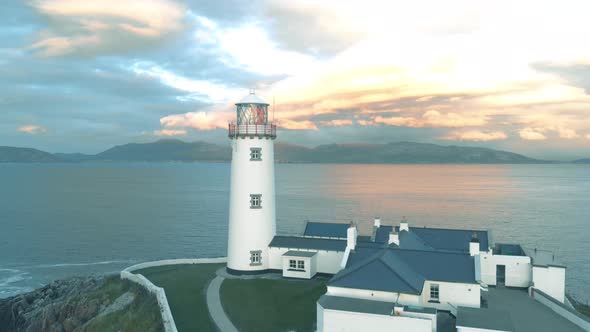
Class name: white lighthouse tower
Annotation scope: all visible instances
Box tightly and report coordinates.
[226,91,277,274]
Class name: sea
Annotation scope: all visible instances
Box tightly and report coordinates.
[0,163,589,301]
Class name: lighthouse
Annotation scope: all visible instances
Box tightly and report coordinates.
[226,91,277,274]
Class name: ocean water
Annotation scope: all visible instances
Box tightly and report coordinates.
[0,163,589,301]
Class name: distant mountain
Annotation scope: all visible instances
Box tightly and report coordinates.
[0,140,552,164]
[276,142,545,164]
[94,139,230,162]
[573,158,590,164]
[0,146,63,163]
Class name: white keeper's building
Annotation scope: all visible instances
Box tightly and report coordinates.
[225,92,576,332]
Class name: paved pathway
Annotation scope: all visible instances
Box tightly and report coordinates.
[206,275,238,332]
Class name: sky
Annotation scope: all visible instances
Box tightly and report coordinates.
[1,0,590,160]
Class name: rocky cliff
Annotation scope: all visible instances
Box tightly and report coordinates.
[0,275,162,332]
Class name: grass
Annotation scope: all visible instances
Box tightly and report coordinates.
[136,263,224,332]
[566,293,590,317]
[82,277,163,332]
[220,278,328,332]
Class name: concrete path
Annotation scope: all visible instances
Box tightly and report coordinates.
[206,276,238,332]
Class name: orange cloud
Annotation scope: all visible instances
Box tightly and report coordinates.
[278,119,318,130]
[154,129,187,136]
[519,127,547,140]
[319,119,353,126]
[30,0,186,57]
[557,127,578,139]
[373,110,487,128]
[441,130,507,142]
[18,125,46,134]
[160,111,232,131]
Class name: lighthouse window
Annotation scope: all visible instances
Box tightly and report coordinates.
[250,250,262,266]
[250,148,262,161]
[250,194,262,209]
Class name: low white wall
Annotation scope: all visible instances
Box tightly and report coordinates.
[532,266,565,303]
[457,326,510,332]
[120,257,227,332]
[479,252,531,287]
[531,288,590,331]
[318,307,432,332]
[268,247,343,274]
[327,286,421,306]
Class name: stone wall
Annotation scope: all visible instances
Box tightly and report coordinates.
[120,257,227,332]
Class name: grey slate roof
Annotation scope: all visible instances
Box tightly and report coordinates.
[374,226,393,243]
[396,226,489,253]
[330,249,425,294]
[303,222,349,238]
[456,307,514,331]
[330,247,476,294]
[318,295,394,316]
[282,250,317,257]
[269,236,347,251]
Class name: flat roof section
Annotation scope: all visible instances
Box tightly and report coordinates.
[457,307,514,331]
[269,236,347,251]
[303,222,349,238]
[282,250,318,257]
[318,295,394,316]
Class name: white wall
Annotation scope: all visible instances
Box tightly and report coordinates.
[326,286,421,306]
[532,266,565,303]
[268,247,343,274]
[282,255,316,279]
[317,306,432,332]
[227,138,276,272]
[422,281,480,311]
[479,252,532,287]
[327,280,480,311]
[457,327,511,332]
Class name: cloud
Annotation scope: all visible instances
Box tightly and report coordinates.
[441,130,507,142]
[154,129,187,136]
[319,119,353,127]
[519,128,548,141]
[29,0,186,57]
[277,119,318,130]
[373,110,487,128]
[160,111,232,131]
[557,127,579,139]
[18,125,46,134]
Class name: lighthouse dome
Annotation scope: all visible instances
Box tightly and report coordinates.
[237,92,269,105]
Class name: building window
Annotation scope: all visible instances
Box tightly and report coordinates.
[289,259,305,271]
[250,194,262,209]
[250,251,262,266]
[430,284,440,302]
[297,260,305,270]
[250,147,262,161]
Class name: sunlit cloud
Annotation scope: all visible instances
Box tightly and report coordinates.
[373,110,487,128]
[519,128,548,141]
[29,0,186,57]
[18,125,46,135]
[160,111,233,131]
[441,130,507,142]
[320,119,353,127]
[558,127,579,139]
[153,129,186,136]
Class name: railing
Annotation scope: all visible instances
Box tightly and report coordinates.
[228,123,276,138]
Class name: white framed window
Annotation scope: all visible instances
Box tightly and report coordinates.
[250,147,262,161]
[250,194,262,209]
[297,260,305,270]
[250,251,262,266]
[289,260,297,269]
[430,284,440,301]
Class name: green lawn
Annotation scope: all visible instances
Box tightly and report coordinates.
[136,263,224,332]
[220,278,328,332]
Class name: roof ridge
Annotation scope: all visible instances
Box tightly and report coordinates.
[401,230,435,250]
[412,226,488,232]
[376,259,422,294]
[388,247,471,257]
[329,249,385,283]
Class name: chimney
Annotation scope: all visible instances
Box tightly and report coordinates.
[347,222,358,250]
[399,216,409,232]
[389,232,400,246]
[374,217,381,228]
[469,232,480,256]
[393,305,404,316]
